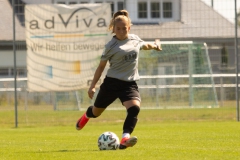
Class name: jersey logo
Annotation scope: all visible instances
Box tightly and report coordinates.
[123,52,137,62]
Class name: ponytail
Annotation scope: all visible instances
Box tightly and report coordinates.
[113,10,129,19]
[108,10,132,33]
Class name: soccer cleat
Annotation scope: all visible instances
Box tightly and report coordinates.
[119,136,138,149]
[76,113,89,130]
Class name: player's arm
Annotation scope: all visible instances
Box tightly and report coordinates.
[141,39,162,51]
[88,60,107,99]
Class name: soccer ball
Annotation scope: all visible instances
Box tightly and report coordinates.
[98,131,120,150]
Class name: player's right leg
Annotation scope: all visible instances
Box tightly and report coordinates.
[76,77,118,130]
[76,106,105,130]
[76,112,89,130]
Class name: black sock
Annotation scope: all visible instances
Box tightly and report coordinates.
[86,106,97,118]
[123,106,140,134]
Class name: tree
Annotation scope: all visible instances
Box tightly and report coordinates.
[221,44,228,67]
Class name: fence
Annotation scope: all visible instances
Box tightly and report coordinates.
[0,0,240,126]
[0,74,238,109]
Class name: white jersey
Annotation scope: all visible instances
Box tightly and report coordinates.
[101,34,144,82]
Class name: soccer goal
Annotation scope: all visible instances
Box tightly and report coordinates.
[46,41,219,110]
[136,41,218,109]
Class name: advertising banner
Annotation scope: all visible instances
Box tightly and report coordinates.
[25,4,111,92]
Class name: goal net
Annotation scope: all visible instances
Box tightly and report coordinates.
[136,41,218,109]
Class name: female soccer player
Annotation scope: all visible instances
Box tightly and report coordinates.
[76,10,162,149]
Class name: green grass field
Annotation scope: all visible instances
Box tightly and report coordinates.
[1,107,240,160]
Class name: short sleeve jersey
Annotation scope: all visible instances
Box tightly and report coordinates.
[101,34,144,81]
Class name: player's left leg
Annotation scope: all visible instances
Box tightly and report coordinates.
[119,100,140,149]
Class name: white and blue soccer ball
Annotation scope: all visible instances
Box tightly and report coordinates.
[98,131,120,150]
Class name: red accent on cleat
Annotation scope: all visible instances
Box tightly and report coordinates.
[76,113,89,130]
[119,136,138,149]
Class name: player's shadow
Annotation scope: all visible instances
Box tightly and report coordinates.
[57,149,99,152]
[31,149,99,153]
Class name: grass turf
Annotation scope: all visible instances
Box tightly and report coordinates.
[0,107,240,160]
[1,121,240,160]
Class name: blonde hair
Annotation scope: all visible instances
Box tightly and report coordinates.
[108,10,132,33]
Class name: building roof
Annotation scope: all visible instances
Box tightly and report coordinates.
[0,0,237,41]
[0,0,26,41]
[131,0,236,40]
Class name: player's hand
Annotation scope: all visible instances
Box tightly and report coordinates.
[154,39,162,51]
[88,87,96,99]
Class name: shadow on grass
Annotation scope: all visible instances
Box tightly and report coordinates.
[25,149,100,153]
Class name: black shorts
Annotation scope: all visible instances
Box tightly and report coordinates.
[94,76,141,108]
